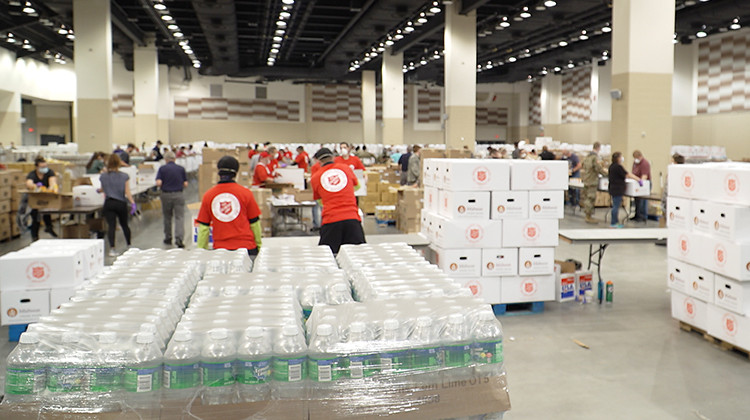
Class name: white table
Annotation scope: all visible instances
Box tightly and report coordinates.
[261,233,430,248]
[559,228,668,302]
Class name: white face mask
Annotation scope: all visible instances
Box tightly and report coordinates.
[619,157,625,164]
[634,158,641,164]
[341,148,349,156]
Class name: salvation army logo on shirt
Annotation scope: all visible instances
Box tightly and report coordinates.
[533,166,550,185]
[211,193,241,223]
[26,261,50,283]
[473,166,490,185]
[321,168,348,193]
[684,297,695,318]
[724,173,739,196]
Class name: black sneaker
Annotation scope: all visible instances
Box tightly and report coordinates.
[45,228,58,238]
[175,240,184,248]
[163,239,172,245]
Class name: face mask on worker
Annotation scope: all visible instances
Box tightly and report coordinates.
[341,147,349,157]
[39,167,49,174]
[619,157,625,165]
[634,158,641,164]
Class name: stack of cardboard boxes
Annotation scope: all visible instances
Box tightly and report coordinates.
[361,169,400,214]
[396,187,423,233]
[0,169,24,240]
[0,239,103,326]
[252,187,274,237]
[667,163,750,352]
[199,148,250,198]
[422,158,568,305]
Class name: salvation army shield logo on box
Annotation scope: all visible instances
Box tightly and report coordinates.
[464,279,481,296]
[722,313,737,336]
[473,166,490,185]
[321,168,348,193]
[684,298,695,318]
[521,278,538,296]
[715,244,727,267]
[725,173,739,196]
[523,222,540,241]
[682,171,694,191]
[211,193,241,223]
[679,235,689,256]
[26,262,50,283]
[465,225,484,243]
[533,166,550,185]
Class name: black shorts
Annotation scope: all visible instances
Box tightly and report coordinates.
[319,219,366,254]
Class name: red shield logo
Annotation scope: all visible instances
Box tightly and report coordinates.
[728,178,736,192]
[680,239,688,252]
[686,301,694,315]
[527,227,537,238]
[536,169,547,181]
[328,175,341,186]
[220,201,233,215]
[726,318,735,333]
[477,171,486,181]
[469,229,480,239]
[723,313,737,336]
[684,176,692,188]
[469,284,479,294]
[524,282,535,293]
[717,249,725,263]
[32,266,45,279]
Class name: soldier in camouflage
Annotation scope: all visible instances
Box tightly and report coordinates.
[581,142,608,224]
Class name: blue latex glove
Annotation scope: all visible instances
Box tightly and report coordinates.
[130,202,137,215]
[638,180,644,187]
[35,182,43,187]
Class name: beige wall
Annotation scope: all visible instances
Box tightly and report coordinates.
[689,111,750,160]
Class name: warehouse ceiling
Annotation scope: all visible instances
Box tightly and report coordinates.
[1,0,749,84]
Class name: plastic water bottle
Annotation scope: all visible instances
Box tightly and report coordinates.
[4,332,47,404]
[272,325,307,400]
[163,330,201,402]
[308,324,341,400]
[89,332,126,411]
[345,321,377,379]
[46,332,89,407]
[237,326,272,403]
[327,283,352,304]
[300,284,324,318]
[123,332,163,410]
[409,316,440,384]
[201,328,237,405]
[379,319,409,374]
[472,311,505,420]
[440,314,472,376]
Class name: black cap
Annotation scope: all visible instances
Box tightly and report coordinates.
[217,156,239,174]
[313,147,334,160]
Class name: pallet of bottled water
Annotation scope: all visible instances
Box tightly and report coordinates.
[305,297,510,419]
[336,242,429,273]
[253,245,339,273]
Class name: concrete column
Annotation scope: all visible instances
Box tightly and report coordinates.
[158,64,171,142]
[540,74,562,132]
[73,0,113,152]
[612,0,675,192]
[361,70,377,144]
[444,0,476,148]
[382,50,404,145]
[134,37,159,145]
[0,91,22,145]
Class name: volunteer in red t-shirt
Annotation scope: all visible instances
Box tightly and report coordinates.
[252,152,274,186]
[334,142,366,171]
[196,156,263,256]
[294,146,310,172]
[267,146,280,172]
[311,148,366,253]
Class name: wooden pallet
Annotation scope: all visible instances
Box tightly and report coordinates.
[493,301,545,316]
[679,322,750,360]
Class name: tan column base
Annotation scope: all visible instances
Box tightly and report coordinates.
[611,72,672,194]
[0,111,21,144]
[158,119,170,144]
[445,105,476,149]
[382,118,404,145]
[135,114,159,145]
[76,99,113,153]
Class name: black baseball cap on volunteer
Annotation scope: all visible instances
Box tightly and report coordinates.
[217,155,239,175]
[313,147,334,160]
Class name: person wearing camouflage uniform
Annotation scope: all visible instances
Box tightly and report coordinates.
[581,142,608,224]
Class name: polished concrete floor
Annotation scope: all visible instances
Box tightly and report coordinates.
[0,184,749,419]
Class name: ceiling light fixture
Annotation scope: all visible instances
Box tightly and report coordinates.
[154,3,166,11]
[730,18,741,30]
[559,40,568,47]
[168,24,179,30]
[508,57,517,62]
[161,15,173,21]
[174,32,184,38]
[429,2,441,14]
[22,2,35,14]
[544,0,557,7]
[579,30,588,40]
[567,62,575,68]
[696,26,707,38]
[500,17,511,28]
[602,23,612,33]
[520,7,531,18]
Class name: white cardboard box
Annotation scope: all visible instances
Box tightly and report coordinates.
[671,290,709,332]
[275,168,305,190]
[555,266,576,303]
[440,159,510,192]
[624,179,650,197]
[518,247,555,275]
[499,274,555,303]
[1,289,50,325]
[0,250,86,290]
[423,187,438,212]
[707,163,750,206]
[708,202,750,242]
[667,258,692,294]
[490,191,528,219]
[433,247,482,277]
[707,303,750,351]
[667,164,711,199]
[422,159,437,187]
[690,200,712,235]
[510,160,569,191]
[528,190,564,219]
[666,197,692,231]
[502,219,559,247]
[667,229,703,264]
[73,185,105,207]
[438,190,491,220]
[714,274,750,315]
[50,286,78,311]
[462,277,502,304]
[421,209,432,239]
[576,271,594,300]
[699,235,750,281]
[481,248,518,277]
[30,239,104,280]
[432,215,503,249]
[120,165,138,190]
[685,265,715,302]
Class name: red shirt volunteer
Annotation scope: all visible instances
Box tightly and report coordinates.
[334,155,365,171]
[252,152,273,186]
[295,150,310,172]
[310,161,321,175]
[312,162,360,225]
[197,177,262,250]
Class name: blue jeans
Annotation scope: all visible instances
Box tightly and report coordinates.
[635,198,648,220]
[611,195,623,226]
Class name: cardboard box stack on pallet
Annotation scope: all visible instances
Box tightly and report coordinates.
[199,148,250,198]
[396,187,423,233]
[422,158,568,305]
[0,169,24,240]
[667,163,750,352]
[0,239,103,326]
[360,167,400,214]
[251,187,274,237]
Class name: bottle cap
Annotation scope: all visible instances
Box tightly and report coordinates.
[140,323,157,334]
[172,330,192,342]
[209,328,229,340]
[282,325,299,336]
[449,313,464,325]
[317,324,333,336]
[416,316,432,327]
[99,332,117,344]
[19,332,39,344]
[245,326,264,339]
[136,332,154,344]
[349,321,366,333]
[383,319,399,331]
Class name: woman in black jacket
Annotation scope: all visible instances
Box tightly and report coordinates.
[608,151,643,228]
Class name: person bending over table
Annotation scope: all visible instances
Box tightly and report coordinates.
[608,151,643,229]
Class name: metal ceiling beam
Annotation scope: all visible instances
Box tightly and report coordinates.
[392,14,445,55]
[135,0,192,80]
[282,0,317,62]
[461,0,493,15]
[313,0,378,67]
[111,0,146,47]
